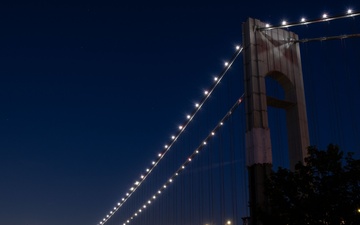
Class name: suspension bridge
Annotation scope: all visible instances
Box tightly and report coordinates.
[96,9,360,225]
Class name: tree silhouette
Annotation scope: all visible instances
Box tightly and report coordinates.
[260,144,360,225]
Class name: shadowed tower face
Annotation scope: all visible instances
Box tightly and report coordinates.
[242,18,309,225]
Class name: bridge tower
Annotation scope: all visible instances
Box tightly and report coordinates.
[242,18,310,225]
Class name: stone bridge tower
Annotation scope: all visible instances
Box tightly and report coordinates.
[242,18,310,225]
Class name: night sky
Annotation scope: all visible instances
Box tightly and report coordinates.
[1,1,359,225]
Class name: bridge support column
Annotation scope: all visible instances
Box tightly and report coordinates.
[242,18,310,225]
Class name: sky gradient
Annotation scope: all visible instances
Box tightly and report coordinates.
[1,1,359,225]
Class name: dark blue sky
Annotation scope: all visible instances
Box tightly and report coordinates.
[1,1,359,225]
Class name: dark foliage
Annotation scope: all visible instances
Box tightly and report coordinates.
[261,144,360,225]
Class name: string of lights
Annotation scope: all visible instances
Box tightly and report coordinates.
[258,9,360,31]
[119,95,245,225]
[96,8,360,225]
[97,45,243,225]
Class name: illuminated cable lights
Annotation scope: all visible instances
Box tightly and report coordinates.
[258,8,360,30]
[96,45,243,225]
[119,95,244,225]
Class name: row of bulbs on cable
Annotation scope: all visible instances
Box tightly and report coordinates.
[98,8,359,224]
[119,95,244,225]
[97,45,242,225]
[264,8,357,28]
